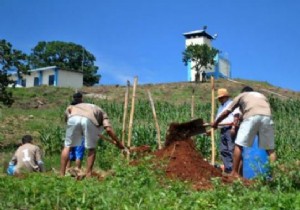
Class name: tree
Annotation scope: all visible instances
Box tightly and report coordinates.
[29,41,100,86]
[182,44,219,82]
[0,39,28,106]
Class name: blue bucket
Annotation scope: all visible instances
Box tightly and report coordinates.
[242,136,269,179]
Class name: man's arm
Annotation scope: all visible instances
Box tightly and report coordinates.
[105,126,125,149]
[35,147,45,172]
[212,110,231,128]
[9,152,18,165]
[64,106,72,122]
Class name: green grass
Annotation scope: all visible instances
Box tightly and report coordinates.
[1,159,299,209]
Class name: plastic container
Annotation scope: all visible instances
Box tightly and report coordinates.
[242,136,269,179]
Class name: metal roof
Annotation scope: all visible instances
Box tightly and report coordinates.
[183,30,214,39]
[29,66,57,72]
[29,66,83,73]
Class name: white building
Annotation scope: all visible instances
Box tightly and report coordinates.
[11,66,83,88]
[183,28,231,81]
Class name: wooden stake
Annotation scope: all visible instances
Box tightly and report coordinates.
[127,77,138,159]
[210,76,216,165]
[191,88,195,119]
[121,80,130,145]
[147,90,162,149]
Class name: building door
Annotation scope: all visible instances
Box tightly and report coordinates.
[34,77,39,86]
[48,75,55,86]
[21,79,26,87]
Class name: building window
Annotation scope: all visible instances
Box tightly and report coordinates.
[34,77,39,86]
[21,79,26,87]
[48,75,55,86]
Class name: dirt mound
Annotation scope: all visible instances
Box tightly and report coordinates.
[153,139,222,190]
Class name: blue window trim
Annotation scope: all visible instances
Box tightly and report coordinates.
[54,68,58,86]
[39,71,43,86]
[214,53,219,79]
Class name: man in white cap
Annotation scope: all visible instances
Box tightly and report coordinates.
[214,88,241,174]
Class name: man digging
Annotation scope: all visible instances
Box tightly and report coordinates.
[212,86,276,178]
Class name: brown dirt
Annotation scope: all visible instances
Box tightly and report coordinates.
[129,120,253,190]
[152,139,223,190]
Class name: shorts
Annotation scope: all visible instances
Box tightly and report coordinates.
[235,115,275,150]
[65,116,103,149]
[69,138,85,161]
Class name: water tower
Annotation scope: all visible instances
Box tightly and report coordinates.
[183,26,231,81]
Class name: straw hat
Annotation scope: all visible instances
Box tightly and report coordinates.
[216,88,230,99]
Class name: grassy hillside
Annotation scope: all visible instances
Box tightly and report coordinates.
[0,78,299,209]
[1,78,299,146]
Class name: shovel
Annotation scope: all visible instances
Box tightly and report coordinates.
[165,118,234,146]
[99,134,130,154]
[165,118,208,143]
[99,135,151,154]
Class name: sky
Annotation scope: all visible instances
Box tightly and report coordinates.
[1,0,300,91]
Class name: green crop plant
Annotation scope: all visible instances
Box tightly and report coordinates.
[39,126,65,156]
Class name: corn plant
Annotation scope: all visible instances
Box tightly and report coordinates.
[39,126,65,156]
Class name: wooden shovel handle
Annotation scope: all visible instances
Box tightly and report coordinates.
[203,122,233,127]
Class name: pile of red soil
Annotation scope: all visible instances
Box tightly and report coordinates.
[150,121,253,189]
[153,138,223,190]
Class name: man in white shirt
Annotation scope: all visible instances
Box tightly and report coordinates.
[215,88,240,173]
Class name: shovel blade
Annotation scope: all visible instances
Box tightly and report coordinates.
[165,118,207,145]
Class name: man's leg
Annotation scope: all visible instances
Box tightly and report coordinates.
[60,147,71,176]
[267,149,276,163]
[75,159,82,169]
[220,129,234,173]
[75,144,85,169]
[231,144,243,177]
[86,148,96,177]
[66,160,71,168]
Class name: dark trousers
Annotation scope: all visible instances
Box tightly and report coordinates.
[220,127,235,173]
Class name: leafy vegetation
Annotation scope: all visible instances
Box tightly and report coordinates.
[0,83,299,209]
[30,41,100,86]
[182,44,218,82]
[0,39,28,106]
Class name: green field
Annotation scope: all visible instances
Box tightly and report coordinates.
[0,81,300,209]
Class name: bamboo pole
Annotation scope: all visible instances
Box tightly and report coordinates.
[147,90,162,149]
[210,76,216,165]
[121,80,130,145]
[127,77,138,159]
[191,88,195,119]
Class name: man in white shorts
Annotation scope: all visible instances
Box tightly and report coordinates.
[212,86,276,177]
[60,93,125,177]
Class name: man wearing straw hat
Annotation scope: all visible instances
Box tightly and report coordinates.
[60,92,125,177]
[214,88,241,174]
[212,86,276,178]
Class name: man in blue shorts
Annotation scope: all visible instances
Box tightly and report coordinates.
[67,137,85,169]
[66,93,85,169]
